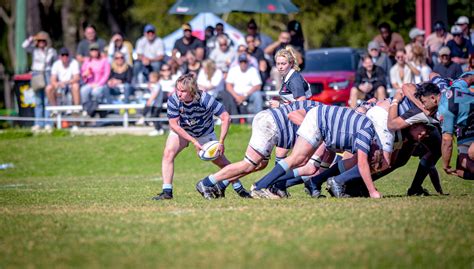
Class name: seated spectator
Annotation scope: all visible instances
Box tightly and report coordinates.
[76,25,106,64]
[104,52,133,104]
[222,54,262,118]
[172,23,205,64]
[373,22,405,61]
[366,41,392,85]
[80,43,110,109]
[204,25,215,57]
[246,34,268,82]
[265,31,292,61]
[166,59,183,83]
[136,72,165,136]
[22,31,57,132]
[349,55,386,108]
[410,44,432,83]
[159,63,180,96]
[180,50,201,77]
[433,47,463,79]
[106,32,132,66]
[46,47,80,106]
[287,20,305,70]
[455,16,472,44]
[425,21,453,64]
[447,25,474,68]
[389,49,415,90]
[209,35,236,73]
[214,23,234,48]
[134,24,165,83]
[246,19,272,50]
[197,59,224,97]
[230,44,258,69]
[405,27,425,61]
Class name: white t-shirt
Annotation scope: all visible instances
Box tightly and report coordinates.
[225,65,262,96]
[410,62,432,84]
[51,59,80,82]
[197,68,224,97]
[135,36,165,59]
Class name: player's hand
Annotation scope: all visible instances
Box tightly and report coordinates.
[217,142,225,156]
[192,140,202,151]
[443,166,457,176]
[269,100,280,108]
[369,190,382,198]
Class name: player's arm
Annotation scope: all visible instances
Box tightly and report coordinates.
[402,83,430,115]
[169,117,201,150]
[357,149,381,198]
[288,109,307,126]
[217,111,231,154]
[441,133,456,175]
[387,91,410,131]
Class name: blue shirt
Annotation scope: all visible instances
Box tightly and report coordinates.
[167,91,225,137]
[279,70,311,102]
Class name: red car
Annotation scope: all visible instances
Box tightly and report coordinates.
[302,47,361,106]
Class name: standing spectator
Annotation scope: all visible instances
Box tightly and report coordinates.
[366,41,392,85]
[373,22,405,61]
[80,43,110,110]
[22,31,57,132]
[410,44,431,83]
[224,54,262,117]
[204,25,215,57]
[134,24,165,83]
[349,55,387,108]
[104,52,133,104]
[447,25,474,68]
[265,31,294,61]
[433,47,463,79]
[197,59,224,98]
[389,49,415,90]
[136,72,165,136]
[76,25,106,64]
[246,34,268,82]
[406,27,425,62]
[455,16,472,45]
[209,35,236,73]
[180,50,201,77]
[287,20,305,70]
[425,21,453,65]
[246,19,272,50]
[172,23,205,63]
[46,47,80,106]
[106,32,133,66]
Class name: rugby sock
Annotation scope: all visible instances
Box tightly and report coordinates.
[202,175,218,187]
[428,166,443,193]
[334,165,360,184]
[162,183,173,194]
[272,169,300,189]
[232,181,244,192]
[275,156,285,165]
[309,163,341,186]
[218,180,230,189]
[283,177,303,188]
[409,160,430,190]
[255,160,290,189]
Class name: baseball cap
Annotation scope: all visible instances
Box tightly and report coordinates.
[144,24,156,33]
[409,27,425,39]
[368,41,380,51]
[438,46,450,56]
[238,54,248,62]
[89,42,99,50]
[456,16,469,25]
[59,47,69,55]
[182,23,192,31]
[451,25,463,35]
[433,21,445,31]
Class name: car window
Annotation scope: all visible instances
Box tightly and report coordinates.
[304,51,358,72]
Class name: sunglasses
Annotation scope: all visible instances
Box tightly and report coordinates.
[161,68,170,71]
[114,56,124,59]
[453,34,462,37]
[395,56,404,59]
[219,43,227,47]
[61,54,69,57]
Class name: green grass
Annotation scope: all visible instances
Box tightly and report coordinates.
[0,126,473,268]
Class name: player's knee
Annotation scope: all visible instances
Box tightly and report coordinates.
[163,148,177,162]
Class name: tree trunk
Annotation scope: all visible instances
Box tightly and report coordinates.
[61,0,78,54]
[103,0,121,34]
[0,5,16,71]
[27,0,41,35]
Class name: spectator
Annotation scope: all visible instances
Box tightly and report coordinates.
[447,25,474,68]
[410,44,431,83]
[455,16,472,45]
[166,59,183,83]
[433,47,463,79]
[406,27,425,61]
[265,31,293,61]
[230,45,258,69]
[246,19,272,50]
[349,55,386,108]
[197,59,224,98]
[180,50,201,77]
[425,21,453,65]
[366,41,392,85]
[204,25,215,57]
[80,43,110,110]
[389,49,414,90]
[172,23,205,63]
[46,47,80,106]
[287,20,305,70]
[209,35,236,73]
[104,51,133,104]
[106,32,133,66]
[468,54,474,71]
[134,24,165,83]
[159,63,180,96]
[373,22,405,61]
[214,23,234,48]
[246,34,268,82]
[223,54,262,118]
[76,25,106,64]
[136,72,165,136]
[22,31,57,132]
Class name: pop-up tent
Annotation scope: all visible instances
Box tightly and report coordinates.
[162,12,246,56]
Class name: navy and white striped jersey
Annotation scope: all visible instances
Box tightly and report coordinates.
[315,105,376,154]
[279,69,312,103]
[269,100,320,149]
[167,91,225,137]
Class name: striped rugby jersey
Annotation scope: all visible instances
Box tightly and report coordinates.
[315,105,376,154]
[167,91,225,138]
[269,100,320,149]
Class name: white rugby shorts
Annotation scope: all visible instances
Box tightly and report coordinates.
[296,107,322,148]
[248,110,279,158]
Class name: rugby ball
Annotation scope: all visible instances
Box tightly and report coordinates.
[198,140,221,161]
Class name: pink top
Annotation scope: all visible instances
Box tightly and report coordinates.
[81,57,110,86]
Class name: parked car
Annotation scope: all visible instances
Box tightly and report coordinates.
[302,47,361,106]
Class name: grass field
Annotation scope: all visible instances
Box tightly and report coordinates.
[0,125,473,268]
